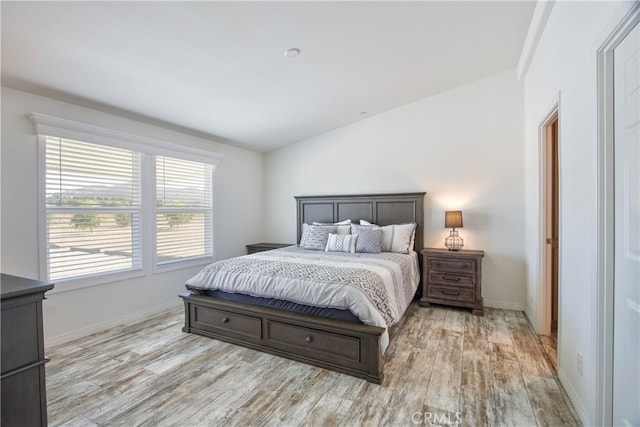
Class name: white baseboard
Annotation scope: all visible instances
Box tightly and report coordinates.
[524,306,538,331]
[484,298,526,311]
[557,367,590,426]
[45,300,181,349]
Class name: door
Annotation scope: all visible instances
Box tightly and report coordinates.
[613,20,639,427]
[550,118,559,332]
[540,108,559,339]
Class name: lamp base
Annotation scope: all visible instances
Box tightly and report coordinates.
[445,229,464,251]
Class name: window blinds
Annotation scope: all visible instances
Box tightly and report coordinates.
[156,156,213,265]
[45,136,142,281]
[34,113,219,285]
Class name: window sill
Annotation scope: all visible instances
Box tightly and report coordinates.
[153,256,215,275]
[45,257,214,295]
[46,269,146,295]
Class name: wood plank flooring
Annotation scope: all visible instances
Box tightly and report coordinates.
[45,303,580,426]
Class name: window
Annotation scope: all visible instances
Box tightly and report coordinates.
[156,156,213,266]
[45,137,142,281]
[32,113,220,286]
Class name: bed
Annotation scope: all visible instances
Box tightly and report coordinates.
[180,192,426,384]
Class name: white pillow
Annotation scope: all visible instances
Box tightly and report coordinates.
[325,233,358,253]
[380,223,417,253]
[313,219,351,235]
[314,219,351,225]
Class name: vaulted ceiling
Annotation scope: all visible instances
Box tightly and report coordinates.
[2,1,535,152]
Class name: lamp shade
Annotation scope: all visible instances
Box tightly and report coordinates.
[445,211,463,228]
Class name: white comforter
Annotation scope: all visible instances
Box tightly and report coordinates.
[185,246,420,352]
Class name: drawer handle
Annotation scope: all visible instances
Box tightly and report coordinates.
[434,261,441,266]
[222,317,229,324]
[441,276,461,282]
[305,336,313,343]
[442,290,460,296]
[461,263,469,268]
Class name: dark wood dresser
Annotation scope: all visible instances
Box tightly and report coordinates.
[246,243,292,254]
[1,273,54,427]
[419,248,484,315]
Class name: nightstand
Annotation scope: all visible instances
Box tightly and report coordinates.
[246,243,292,254]
[419,248,485,315]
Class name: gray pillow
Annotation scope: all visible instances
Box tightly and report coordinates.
[350,224,383,254]
[300,224,336,250]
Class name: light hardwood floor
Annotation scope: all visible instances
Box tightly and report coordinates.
[46,303,580,426]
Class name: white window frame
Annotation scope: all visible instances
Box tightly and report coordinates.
[43,136,145,285]
[152,155,215,274]
[30,113,221,293]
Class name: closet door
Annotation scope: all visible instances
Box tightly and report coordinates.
[613,20,640,427]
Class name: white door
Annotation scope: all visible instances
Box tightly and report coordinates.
[613,20,640,427]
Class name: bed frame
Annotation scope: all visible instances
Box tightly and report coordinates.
[180,192,425,384]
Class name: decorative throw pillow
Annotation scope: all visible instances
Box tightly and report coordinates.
[325,233,358,253]
[313,219,351,235]
[300,224,336,250]
[357,221,417,253]
[380,223,417,253]
[350,224,383,254]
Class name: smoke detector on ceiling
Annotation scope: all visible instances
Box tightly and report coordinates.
[284,48,301,58]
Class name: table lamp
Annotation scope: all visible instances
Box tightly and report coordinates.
[444,210,464,251]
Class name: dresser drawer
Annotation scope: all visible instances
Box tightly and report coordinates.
[191,305,262,339]
[1,364,47,427]
[1,300,41,373]
[427,286,475,303]
[265,320,360,365]
[428,257,476,273]
[427,271,475,288]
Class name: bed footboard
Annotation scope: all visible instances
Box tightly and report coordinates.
[180,292,385,384]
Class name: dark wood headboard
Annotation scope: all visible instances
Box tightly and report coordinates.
[295,192,426,251]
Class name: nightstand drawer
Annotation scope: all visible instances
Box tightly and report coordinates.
[428,257,476,272]
[428,271,475,288]
[427,286,475,303]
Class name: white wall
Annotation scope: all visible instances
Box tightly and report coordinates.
[1,87,264,346]
[264,69,526,310]
[522,1,632,424]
